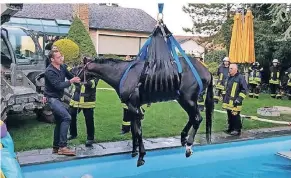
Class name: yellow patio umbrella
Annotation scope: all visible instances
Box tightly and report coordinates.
[229,13,244,63]
[242,9,255,64]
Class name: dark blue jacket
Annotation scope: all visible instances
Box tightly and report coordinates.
[44,64,74,99]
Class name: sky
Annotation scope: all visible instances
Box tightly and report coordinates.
[118,0,194,36]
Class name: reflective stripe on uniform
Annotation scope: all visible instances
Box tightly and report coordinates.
[79,85,86,103]
[239,92,246,99]
[222,103,242,111]
[69,99,95,108]
[229,82,237,106]
[122,121,131,126]
[90,80,96,88]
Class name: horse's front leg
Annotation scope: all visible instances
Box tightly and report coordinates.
[132,114,146,167]
[130,114,138,158]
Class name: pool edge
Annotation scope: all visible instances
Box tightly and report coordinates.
[18,126,291,167]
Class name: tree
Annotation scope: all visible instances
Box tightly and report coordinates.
[182,3,230,36]
[220,4,291,83]
[268,4,291,41]
[67,16,97,57]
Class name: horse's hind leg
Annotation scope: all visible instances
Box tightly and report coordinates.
[181,121,192,146]
[186,108,203,157]
[128,88,146,167]
[177,98,202,158]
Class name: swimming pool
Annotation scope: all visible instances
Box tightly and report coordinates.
[21,135,291,178]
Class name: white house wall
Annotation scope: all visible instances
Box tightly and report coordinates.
[177,40,205,58]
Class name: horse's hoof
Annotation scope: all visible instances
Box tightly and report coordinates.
[137,159,145,167]
[131,152,138,158]
[185,149,193,158]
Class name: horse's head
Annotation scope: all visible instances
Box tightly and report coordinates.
[73,56,96,81]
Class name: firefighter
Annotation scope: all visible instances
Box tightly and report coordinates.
[67,69,99,147]
[248,62,263,99]
[121,108,132,134]
[269,59,282,99]
[214,57,230,103]
[222,64,248,136]
[283,66,291,100]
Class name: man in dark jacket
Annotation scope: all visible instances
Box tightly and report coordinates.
[44,50,80,156]
[214,57,230,103]
[67,74,99,147]
[269,59,281,99]
[222,64,248,136]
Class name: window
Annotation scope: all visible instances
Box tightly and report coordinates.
[43,26,59,34]
[59,26,70,34]
[26,18,42,25]
[1,38,12,68]
[27,25,44,32]
[7,27,43,65]
[41,19,57,26]
[56,19,71,26]
[9,17,27,24]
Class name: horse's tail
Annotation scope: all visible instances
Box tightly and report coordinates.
[205,74,214,144]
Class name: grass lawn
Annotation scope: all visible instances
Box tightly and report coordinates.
[7,80,291,152]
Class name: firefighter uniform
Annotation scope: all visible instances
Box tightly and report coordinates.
[214,59,230,103]
[222,72,248,135]
[248,62,263,99]
[284,67,291,100]
[67,69,99,146]
[269,59,281,99]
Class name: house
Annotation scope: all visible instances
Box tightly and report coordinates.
[5,3,157,57]
[174,35,206,59]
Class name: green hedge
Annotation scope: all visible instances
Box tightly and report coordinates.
[53,39,79,64]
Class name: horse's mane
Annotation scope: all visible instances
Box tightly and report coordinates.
[93,57,133,64]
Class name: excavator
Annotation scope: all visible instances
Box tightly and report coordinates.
[1,3,54,122]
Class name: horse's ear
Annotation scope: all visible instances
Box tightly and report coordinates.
[83,56,93,64]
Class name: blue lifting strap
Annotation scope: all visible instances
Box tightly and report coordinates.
[119,37,152,95]
[158,3,164,14]
[169,36,203,94]
[167,38,182,73]
[137,37,152,60]
[119,60,139,95]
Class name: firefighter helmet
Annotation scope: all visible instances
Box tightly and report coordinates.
[223,57,230,62]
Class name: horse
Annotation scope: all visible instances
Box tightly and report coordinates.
[76,56,214,167]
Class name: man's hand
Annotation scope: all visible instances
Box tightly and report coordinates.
[42,97,47,104]
[233,99,241,107]
[70,77,81,84]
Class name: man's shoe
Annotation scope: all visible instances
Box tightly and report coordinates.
[85,140,94,147]
[52,147,59,154]
[68,135,77,140]
[58,147,76,156]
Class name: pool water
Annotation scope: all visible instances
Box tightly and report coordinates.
[21,136,291,178]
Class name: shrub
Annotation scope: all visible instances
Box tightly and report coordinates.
[205,61,219,76]
[204,50,227,63]
[67,16,97,57]
[53,39,80,64]
[102,54,124,60]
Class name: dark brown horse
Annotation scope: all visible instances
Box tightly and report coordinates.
[76,56,214,167]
